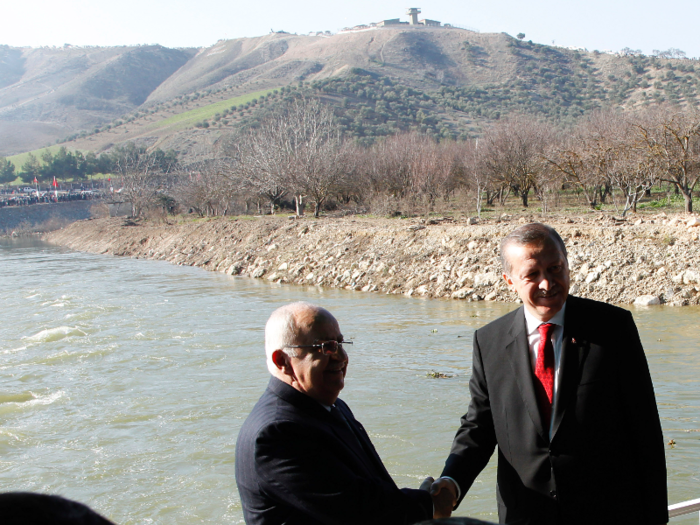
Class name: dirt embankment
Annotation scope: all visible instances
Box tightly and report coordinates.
[44,213,700,307]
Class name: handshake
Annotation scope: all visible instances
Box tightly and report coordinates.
[419,477,458,519]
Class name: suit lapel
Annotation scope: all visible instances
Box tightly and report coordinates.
[551,297,590,440]
[505,307,548,442]
[333,403,392,480]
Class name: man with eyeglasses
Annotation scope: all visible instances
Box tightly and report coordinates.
[235,302,438,525]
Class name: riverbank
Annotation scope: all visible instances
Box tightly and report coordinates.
[44,213,700,306]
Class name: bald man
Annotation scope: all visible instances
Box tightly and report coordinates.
[235,302,436,525]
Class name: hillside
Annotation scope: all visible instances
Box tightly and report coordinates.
[3,27,700,161]
[0,44,197,156]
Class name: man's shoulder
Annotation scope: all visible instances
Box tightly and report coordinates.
[239,379,334,440]
[476,305,522,336]
[566,295,632,322]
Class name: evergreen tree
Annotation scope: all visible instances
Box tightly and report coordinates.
[20,153,41,184]
[0,157,16,184]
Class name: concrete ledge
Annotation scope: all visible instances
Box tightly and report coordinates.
[0,201,105,233]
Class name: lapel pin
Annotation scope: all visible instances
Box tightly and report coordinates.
[571,338,577,344]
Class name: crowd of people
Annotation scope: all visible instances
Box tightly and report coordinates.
[0,189,105,208]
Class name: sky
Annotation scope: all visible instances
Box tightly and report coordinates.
[4,0,700,59]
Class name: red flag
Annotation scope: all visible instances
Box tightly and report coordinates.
[52,176,58,188]
[33,177,38,184]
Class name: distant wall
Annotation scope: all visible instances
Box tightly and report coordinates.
[0,201,105,233]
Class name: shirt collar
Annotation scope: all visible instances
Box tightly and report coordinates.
[524,302,566,335]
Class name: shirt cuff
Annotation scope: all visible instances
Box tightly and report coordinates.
[437,476,461,501]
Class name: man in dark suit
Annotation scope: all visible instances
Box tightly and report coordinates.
[431,223,668,525]
[0,492,115,525]
[235,302,437,525]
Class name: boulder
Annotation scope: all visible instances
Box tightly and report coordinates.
[474,272,499,287]
[634,295,661,306]
[683,270,700,284]
[451,288,472,300]
[415,285,429,295]
[585,271,600,284]
[251,267,266,278]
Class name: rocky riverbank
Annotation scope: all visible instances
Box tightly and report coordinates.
[45,213,700,306]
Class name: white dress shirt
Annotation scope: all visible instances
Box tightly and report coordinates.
[523,303,566,439]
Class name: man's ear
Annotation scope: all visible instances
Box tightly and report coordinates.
[503,272,514,290]
[272,349,293,375]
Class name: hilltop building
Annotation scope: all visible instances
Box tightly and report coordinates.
[376,19,404,27]
[405,8,441,26]
[341,8,443,33]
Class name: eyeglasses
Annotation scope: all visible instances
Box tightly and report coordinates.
[285,340,352,355]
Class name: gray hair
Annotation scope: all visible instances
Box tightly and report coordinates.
[500,223,567,276]
[264,302,328,374]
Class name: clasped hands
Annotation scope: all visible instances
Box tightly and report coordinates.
[420,476,457,519]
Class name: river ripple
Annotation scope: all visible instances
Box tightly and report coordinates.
[0,238,698,524]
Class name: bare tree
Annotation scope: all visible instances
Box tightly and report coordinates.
[547,110,637,209]
[634,106,700,213]
[236,97,347,217]
[236,119,292,215]
[454,138,491,217]
[547,128,603,209]
[408,136,459,209]
[112,143,177,217]
[285,98,347,218]
[174,144,241,217]
[480,115,553,207]
[366,133,421,199]
[611,145,656,216]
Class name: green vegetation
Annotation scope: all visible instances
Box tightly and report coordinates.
[637,193,700,210]
[7,146,66,171]
[231,43,700,146]
[4,143,178,185]
[145,89,275,131]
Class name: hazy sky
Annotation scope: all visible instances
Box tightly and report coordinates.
[5,0,700,58]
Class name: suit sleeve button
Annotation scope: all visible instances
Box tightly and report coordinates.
[550,490,557,500]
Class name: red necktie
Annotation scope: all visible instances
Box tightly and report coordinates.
[534,323,555,430]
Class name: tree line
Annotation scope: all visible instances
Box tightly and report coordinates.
[166,98,700,218]
[0,144,178,186]
[6,97,700,217]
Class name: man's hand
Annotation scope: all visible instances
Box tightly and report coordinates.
[427,477,457,519]
[419,477,434,492]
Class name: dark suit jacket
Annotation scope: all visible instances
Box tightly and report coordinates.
[441,296,668,525]
[235,376,433,525]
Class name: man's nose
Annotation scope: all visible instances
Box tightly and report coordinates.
[333,345,349,362]
[539,274,552,289]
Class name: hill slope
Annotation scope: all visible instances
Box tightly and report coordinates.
[3,28,700,160]
[0,44,196,156]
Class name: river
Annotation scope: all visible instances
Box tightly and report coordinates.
[1,238,698,524]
